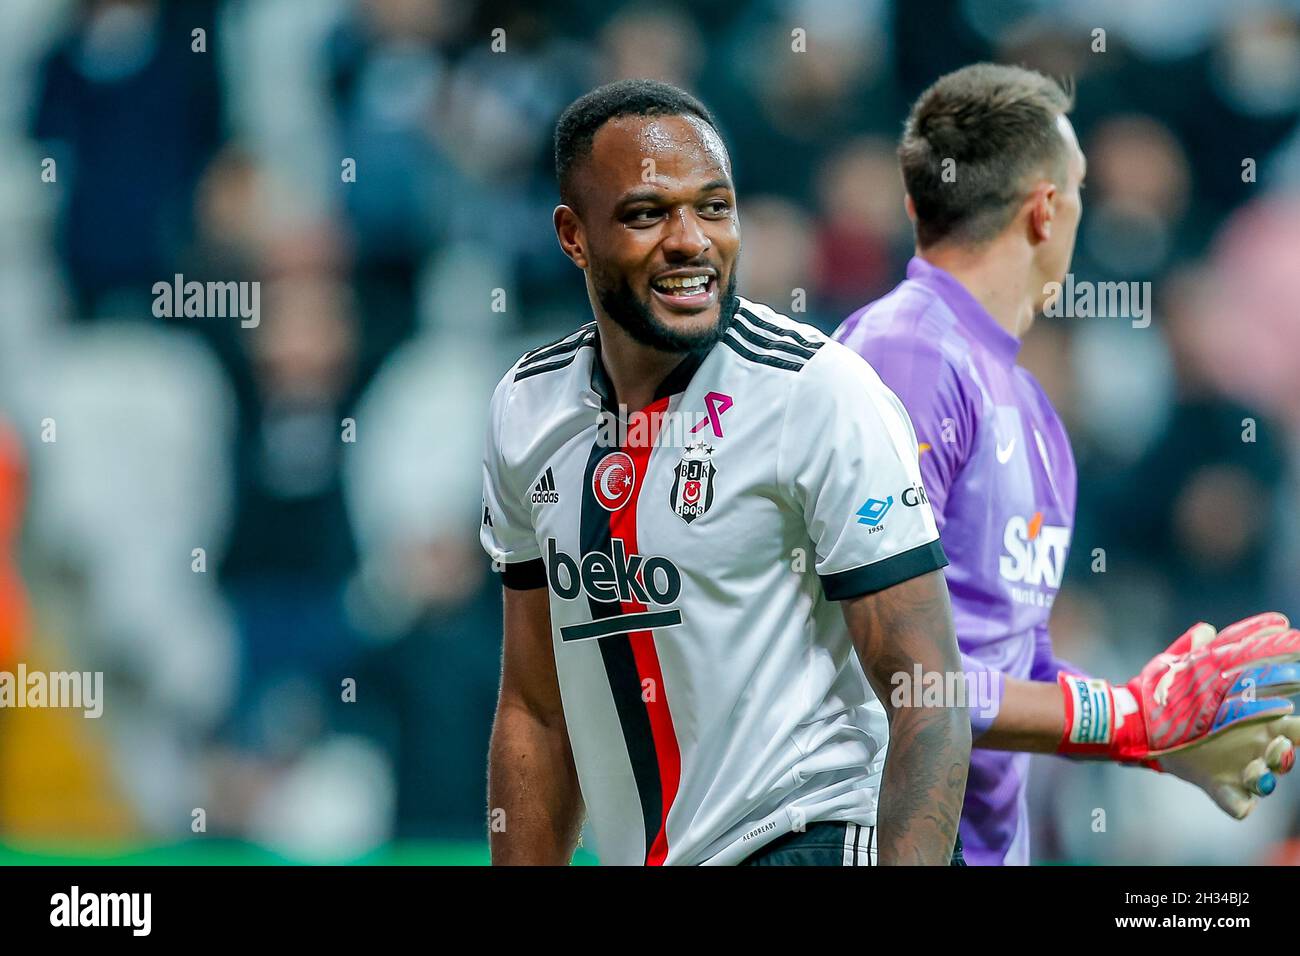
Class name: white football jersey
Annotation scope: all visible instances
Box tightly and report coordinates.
[480,297,945,865]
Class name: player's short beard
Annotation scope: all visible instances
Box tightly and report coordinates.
[593,263,739,355]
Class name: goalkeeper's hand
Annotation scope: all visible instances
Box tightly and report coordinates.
[1056,613,1300,819]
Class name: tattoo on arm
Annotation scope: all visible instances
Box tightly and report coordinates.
[843,570,971,865]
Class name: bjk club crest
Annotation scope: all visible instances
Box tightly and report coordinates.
[670,442,716,524]
[593,451,636,511]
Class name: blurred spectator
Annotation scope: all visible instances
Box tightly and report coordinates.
[1091,267,1287,629]
[812,135,910,317]
[343,318,500,837]
[30,0,222,318]
[28,319,239,833]
[218,268,362,759]
[597,5,703,89]
[734,195,822,327]
[1078,115,1192,279]
[1196,195,1300,431]
[712,0,895,205]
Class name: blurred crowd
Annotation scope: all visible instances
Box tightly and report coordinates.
[0,0,1297,863]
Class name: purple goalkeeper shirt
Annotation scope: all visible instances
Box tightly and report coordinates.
[835,256,1079,866]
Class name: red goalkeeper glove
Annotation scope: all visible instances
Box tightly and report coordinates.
[1057,612,1300,818]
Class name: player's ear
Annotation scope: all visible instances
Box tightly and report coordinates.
[554,205,588,270]
[1027,182,1056,244]
[903,193,917,223]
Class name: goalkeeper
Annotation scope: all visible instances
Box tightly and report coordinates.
[834,62,1300,864]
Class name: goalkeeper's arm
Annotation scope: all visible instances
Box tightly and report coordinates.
[966,613,1300,818]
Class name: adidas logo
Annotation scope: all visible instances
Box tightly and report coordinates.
[531,467,560,505]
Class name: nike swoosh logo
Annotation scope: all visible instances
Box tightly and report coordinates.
[996,438,1016,464]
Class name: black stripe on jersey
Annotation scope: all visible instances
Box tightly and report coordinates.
[721,333,808,372]
[819,538,949,601]
[579,440,663,863]
[736,306,824,352]
[519,325,596,369]
[727,320,819,360]
[560,609,682,643]
[514,353,584,382]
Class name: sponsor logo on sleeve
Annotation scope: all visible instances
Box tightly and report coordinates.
[855,495,894,530]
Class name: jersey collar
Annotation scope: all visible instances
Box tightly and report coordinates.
[588,329,712,412]
[905,256,1021,367]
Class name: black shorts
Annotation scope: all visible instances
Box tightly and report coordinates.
[739,821,966,866]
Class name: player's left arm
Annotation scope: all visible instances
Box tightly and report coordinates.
[781,337,971,864]
[842,570,970,865]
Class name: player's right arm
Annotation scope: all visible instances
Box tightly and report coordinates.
[480,368,583,864]
[489,584,584,864]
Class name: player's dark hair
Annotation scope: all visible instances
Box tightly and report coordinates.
[554,79,719,208]
[899,63,1075,248]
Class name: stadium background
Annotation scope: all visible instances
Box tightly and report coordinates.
[0,0,1298,865]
